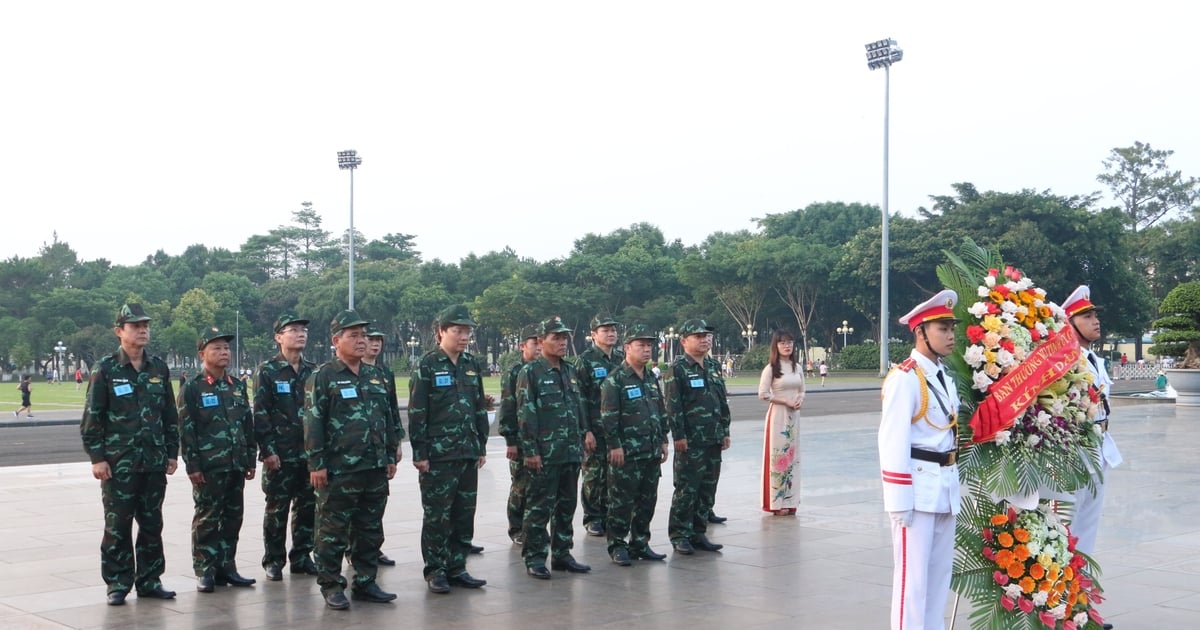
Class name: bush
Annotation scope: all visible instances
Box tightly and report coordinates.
[838,342,915,369]
[1150,281,1200,368]
[739,345,770,373]
[497,350,523,376]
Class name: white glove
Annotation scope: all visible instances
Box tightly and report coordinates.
[889,510,914,528]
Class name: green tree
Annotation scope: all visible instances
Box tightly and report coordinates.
[1098,141,1199,232]
[363,233,421,262]
[173,288,220,333]
[1150,281,1200,368]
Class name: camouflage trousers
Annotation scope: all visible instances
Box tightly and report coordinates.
[191,470,246,576]
[521,462,580,567]
[668,443,722,543]
[606,457,662,555]
[261,459,315,568]
[580,445,609,527]
[419,459,478,579]
[314,468,389,594]
[99,467,168,594]
[507,457,529,536]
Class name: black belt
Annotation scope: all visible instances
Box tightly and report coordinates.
[1097,419,1109,432]
[911,447,957,467]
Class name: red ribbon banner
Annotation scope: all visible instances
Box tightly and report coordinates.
[969,326,1081,443]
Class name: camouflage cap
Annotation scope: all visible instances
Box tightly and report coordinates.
[678,318,715,337]
[330,309,370,334]
[623,324,658,342]
[437,304,477,328]
[590,313,620,330]
[366,321,386,338]
[273,311,309,333]
[519,324,540,341]
[115,303,152,326]
[197,327,236,351]
[539,316,572,337]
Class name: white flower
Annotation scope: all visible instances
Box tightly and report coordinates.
[1032,590,1049,606]
[972,370,993,392]
[1000,300,1018,314]
[1026,541,1040,556]
[1004,281,1020,292]
[1035,410,1052,428]
[994,430,1011,445]
[985,276,996,288]
[1026,434,1041,447]
[1004,584,1023,599]
[964,345,987,368]
[1051,603,1067,619]
[968,301,990,317]
[977,285,991,297]
[1016,305,1028,318]
[1048,304,1066,320]
[1074,612,1089,626]
[996,349,1016,367]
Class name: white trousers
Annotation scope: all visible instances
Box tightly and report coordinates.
[890,511,955,630]
[1070,467,1107,556]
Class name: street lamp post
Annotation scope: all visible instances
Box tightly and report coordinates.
[665,326,680,363]
[54,341,66,382]
[865,37,902,377]
[407,335,419,364]
[837,320,855,349]
[337,149,363,309]
[742,324,756,351]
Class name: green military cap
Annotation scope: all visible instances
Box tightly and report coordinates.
[273,311,309,333]
[437,304,477,328]
[539,316,572,337]
[198,326,236,351]
[678,318,715,337]
[519,324,540,341]
[590,313,620,330]
[623,324,658,342]
[330,309,370,334]
[115,303,152,326]
[366,321,386,338]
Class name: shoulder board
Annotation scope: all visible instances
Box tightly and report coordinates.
[894,358,917,373]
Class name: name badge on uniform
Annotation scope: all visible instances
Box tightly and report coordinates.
[688,376,705,389]
[275,381,291,394]
[340,387,358,399]
[626,386,643,400]
[593,366,608,379]
[434,372,452,387]
[113,384,133,397]
[201,394,219,408]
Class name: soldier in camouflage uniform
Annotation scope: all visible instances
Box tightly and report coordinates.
[516,317,591,579]
[253,312,317,581]
[81,303,180,606]
[408,304,490,594]
[664,318,730,555]
[363,322,404,566]
[304,310,400,609]
[576,313,624,537]
[599,324,671,566]
[179,327,259,592]
[499,324,540,545]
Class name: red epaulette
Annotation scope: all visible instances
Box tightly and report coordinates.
[895,358,917,373]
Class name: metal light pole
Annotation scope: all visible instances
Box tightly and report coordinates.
[742,325,756,351]
[54,341,66,382]
[837,320,855,348]
[235,310,240,377]
[407,336,418,365]
[866,37,902,377]
[337,149,363,309]
[665,326,680,363]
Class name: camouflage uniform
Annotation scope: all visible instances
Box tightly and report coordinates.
[304,348,400,595]
[408,343,489,581]
[600,354,669,556]
[81,318,179,596]
[664,328,731,546]
[254,351,317,571]
[576,322,624,532]
[179,356,257,578]
[516,347,586,568]
[499,348,533,538]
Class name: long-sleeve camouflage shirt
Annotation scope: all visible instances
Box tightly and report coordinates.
[372,360,406,442]
[178,370,256,475]
[80,347,179,472]
[407,348,488,463]
[515,356,585,464]
[576,345,624,444]
[498,359,529,448]
[600,362,669,461]
[253,354,315,462]
[303,358,399,475]
[663,354,731,447]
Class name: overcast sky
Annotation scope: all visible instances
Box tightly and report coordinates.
[4,1,1197,268]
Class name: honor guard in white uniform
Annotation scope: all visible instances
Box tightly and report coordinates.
[879,289,962,630]
[1062,285,1122,557]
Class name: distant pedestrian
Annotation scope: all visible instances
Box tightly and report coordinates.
[818,360,828,387]
[75,368,84,391]
[15,375,33,417]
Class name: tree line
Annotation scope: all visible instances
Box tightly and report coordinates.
[2,143,1195,373]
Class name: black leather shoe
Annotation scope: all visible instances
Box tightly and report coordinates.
[449,572,487,588]
[106,591,127,606]
[630,548,667,561]
[323,590,350,610]
[290,560,318,575]
[585,521,605,537]
[1102,624,1114,630]
[707,512,728,524]
[264,564,283,581]
[691,535,724,552]
[672,539,695,555]
[215,570,256,587]
[427,573,450,594]
[550,556,592,573]
[196,575,215,593]
[526,565,552,579]
[351,582,397,603]
[377,553,396,566]
[467,544,484,555]
[136,586,176,599]
[610,547,632,566]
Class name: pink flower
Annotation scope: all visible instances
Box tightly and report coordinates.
[1018,597,1035,614]
[1000,596,1015,612]
[983,547,997,561]
[1063,621,1076,630]
[1038,611,1056,627]
[993,570,1009,585]
[982,528,994,543]
[1089,609,1105,624]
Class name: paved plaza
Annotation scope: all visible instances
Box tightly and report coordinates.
[0,395,1196,629]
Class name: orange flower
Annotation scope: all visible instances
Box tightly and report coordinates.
[997,532,1014,548]
[1047,593,1061,608]
[1028,564,1045,580]
[1020,577,1036,594]
[990,514,1009,526]
[1047,565,1061,581]
[1063,566,1074,581]
[1013,545,1031,561]
[989,290,1005,304]
[1013,528,1030,543]
[1007,561,1025,579]
[1039,580,1053,592]
[1076,593,1089,606]
[1053,581,1067,593]
[996,549,1015,567]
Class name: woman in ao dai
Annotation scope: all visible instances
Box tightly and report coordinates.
[758,330,805,514]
